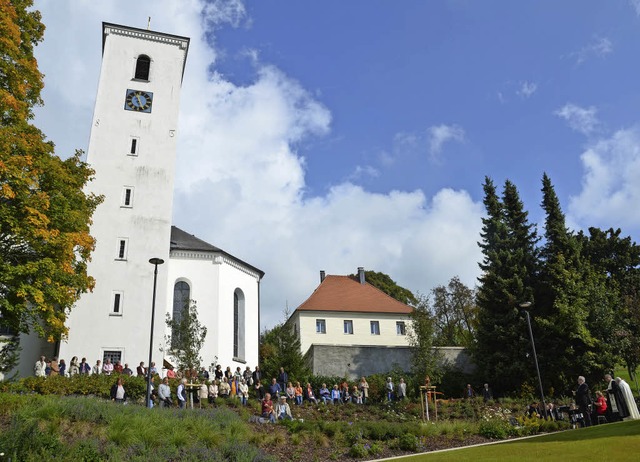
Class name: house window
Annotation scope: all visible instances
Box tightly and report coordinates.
[111,291,123,315]
[128,137,140,156]
[316,319,326,334]
[116,238,128,260]
[134,55,151,80]
[103,350,122,365]
[344,320,354,335]
[172,281,190,347]
[233,289,245,360]
[370,321,380,335]
[396,321,406,335]
[122,187,134,207]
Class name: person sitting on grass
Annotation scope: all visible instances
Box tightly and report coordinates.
[305,383,318,404]
[219,377,231,398]
[352,385,362,404]
[319,383,331,404]
[261,392,276,423]
[269,378,281,398]
[275,395,293,420]
[110,377,127,403]
[331,384,341,405]
[294,381,304,405]
[286,381,296,401]
[342,385,351,404]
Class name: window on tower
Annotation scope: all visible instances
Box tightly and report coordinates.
[129,137,139,156]
[134,55,151,81]
[122,187,134,207]
[116,238,128,260]
[233,289,245,361]
[110,291,123,316]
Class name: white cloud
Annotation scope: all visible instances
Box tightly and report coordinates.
[572,36,613,65]
[427,124,465,161]
[554,103,600,136]
[630,0,640,16]
[569,126,640,230]
[32,0,485,329]
[517,81,537,99]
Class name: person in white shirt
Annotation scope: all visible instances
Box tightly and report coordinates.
[158,377,172,408]
[177,378,187,409]
[102,358,114,375]
[34,356,47,377]
[91,360,101,375]
[616,377,640,420]
[398,378,407,400]
[238,378,249,406]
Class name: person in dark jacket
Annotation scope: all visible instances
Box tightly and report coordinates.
[574,376,592,427]
[110,378,127,403]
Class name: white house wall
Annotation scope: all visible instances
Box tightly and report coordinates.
[167,252,260,372]
[293,311,412,356]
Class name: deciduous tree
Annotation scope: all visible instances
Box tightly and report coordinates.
[163,300,207,373]
[0,0,101,370]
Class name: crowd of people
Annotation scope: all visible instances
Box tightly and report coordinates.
[33,355,640,428]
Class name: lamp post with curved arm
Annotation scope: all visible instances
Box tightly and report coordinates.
[520,301,547,419]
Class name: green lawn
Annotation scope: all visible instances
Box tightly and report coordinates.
[398,420,640,462]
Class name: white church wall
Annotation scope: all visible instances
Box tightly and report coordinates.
[166,253,260,373]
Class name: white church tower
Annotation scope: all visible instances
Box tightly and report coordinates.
[58,23,190,368]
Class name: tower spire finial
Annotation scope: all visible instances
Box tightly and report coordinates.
[147,17,151,30]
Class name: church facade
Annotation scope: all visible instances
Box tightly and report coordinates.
[11,22,263,378]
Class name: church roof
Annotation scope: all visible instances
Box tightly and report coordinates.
[170,226,264,278]
[294,275,413,315]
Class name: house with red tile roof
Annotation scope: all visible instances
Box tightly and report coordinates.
[287,268,415,378]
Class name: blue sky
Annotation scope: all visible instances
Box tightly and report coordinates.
[33,1,640,327]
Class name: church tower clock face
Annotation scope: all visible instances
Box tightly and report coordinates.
[124,88,153,112]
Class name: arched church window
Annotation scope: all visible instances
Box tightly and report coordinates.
[233,289,245,360]
[134,55,151,80]
[172,281,190,346]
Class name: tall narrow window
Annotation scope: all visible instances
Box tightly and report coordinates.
[233,289,245,360]
[116,238,128,260]
[316,319,326,334]
[129,137,139,156]
[122,187,134,207]
[111,291,123,315]
[396,321,406,336]
[370,321,380,335]
[134,55,151,80]
[172,281,190,347]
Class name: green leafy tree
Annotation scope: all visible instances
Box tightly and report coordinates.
[408,293,441,382]
[0,0,102,369]
[351,270,418,306]
[259,322,310,382]
[474,178,539,395]
[430,276,477,347]
[163,300,207,372]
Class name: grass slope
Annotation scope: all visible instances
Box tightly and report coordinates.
[399,420,640,462]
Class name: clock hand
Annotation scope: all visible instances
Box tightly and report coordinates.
[136,95,143,106]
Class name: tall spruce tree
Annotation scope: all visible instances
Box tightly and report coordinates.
[474,178,538,394]
[535,174,613,393]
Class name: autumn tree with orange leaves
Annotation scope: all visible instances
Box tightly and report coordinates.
[0,0,102,372]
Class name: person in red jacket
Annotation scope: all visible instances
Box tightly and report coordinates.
[593,390,608,424]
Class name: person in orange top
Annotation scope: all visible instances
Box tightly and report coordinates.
[294,381,304,405]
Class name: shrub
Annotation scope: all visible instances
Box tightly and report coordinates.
[478,419,510,439]
[397,433,419,451]
[349,442,369,458]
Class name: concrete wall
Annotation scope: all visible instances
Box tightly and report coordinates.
[306,344,474,379]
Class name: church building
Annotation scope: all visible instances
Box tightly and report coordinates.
[12,22,263,377]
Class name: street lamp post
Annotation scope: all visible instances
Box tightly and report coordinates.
[146,257,165,409]
[520,301,547,419]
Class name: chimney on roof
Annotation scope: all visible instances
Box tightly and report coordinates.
[320,270,325,282]
[358,267,365,284]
